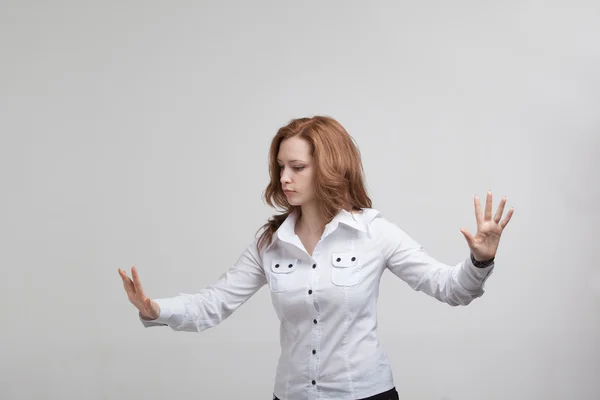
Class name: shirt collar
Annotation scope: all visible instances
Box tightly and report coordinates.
[265,208,378,252]
[328,208,367,233]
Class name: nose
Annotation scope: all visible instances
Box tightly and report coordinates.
[280,167,292,185]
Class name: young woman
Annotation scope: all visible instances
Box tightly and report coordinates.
[119,115,514,400]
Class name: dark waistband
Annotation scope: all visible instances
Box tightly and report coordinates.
[358,387,398,400]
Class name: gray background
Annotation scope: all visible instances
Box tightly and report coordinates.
[1,1,598,399]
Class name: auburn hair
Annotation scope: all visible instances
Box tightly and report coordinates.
[256,115,372,251]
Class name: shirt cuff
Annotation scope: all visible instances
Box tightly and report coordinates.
[457,255,495,293]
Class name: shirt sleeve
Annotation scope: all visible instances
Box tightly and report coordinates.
[375,216,495,306]
[139,239,267,331]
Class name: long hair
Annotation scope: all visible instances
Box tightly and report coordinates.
[256,115,372,251]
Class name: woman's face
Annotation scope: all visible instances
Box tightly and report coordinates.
[277,136,315,207]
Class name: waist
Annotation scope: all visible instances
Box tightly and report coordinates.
[273,386,399,400]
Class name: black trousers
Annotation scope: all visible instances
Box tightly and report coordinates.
[273,387,399,400]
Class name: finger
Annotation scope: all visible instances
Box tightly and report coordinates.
[145,298,154,315]
[460,228,475,248]
[474,196,483,226]
[484,190,493,221]
[131,266,145,296]
[145,298,158,319]
[118,268,131,280]
[118,269,135,293]
[493,196,507,224]
[499,207,514,229]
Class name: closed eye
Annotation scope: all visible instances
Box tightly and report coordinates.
[279,165,305,171]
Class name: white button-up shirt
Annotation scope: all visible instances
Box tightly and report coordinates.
[141,208,494,400]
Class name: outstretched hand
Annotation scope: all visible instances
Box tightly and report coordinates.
[118,266,160,320]
[460,191,514,262]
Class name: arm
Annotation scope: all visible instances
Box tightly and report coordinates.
[140,239,267,331]
[378,191,513,306]
[377,216,494,306]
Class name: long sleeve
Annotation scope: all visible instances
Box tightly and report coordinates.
[376,216,494,306]
[139,239,267,331]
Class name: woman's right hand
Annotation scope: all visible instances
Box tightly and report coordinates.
[118,266,160,320]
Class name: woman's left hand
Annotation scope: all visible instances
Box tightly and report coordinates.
[460,191,514,261]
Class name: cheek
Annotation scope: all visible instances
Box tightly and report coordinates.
[300,175,314,193]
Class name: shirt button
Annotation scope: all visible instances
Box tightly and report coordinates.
[308,290,313,295]
[312,264,316,269]
[312,349,316,355]
[312,380,316,385]
[313,319,318,324]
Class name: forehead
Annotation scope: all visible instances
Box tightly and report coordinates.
[277,136,312,161]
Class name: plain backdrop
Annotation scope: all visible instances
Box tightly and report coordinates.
[1,1,598,399]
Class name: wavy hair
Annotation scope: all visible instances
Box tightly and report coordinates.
[256,116,372,251]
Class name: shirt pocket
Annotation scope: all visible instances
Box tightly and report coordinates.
[268,258,299,293]
[330,250,364,287]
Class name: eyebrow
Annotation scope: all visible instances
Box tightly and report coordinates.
[276,159,306,163]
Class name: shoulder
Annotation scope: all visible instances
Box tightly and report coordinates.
[360,209,422,260]
[360,208,396,231]
[360,208,410,243]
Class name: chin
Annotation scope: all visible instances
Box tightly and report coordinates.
[286,195,304,207]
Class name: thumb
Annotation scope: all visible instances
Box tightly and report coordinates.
[146,298,159,316]
[460,228,474,248]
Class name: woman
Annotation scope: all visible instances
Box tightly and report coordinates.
[118,116,514,400]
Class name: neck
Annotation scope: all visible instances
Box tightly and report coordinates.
[297,203,326,235]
